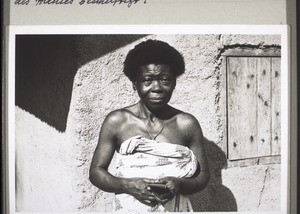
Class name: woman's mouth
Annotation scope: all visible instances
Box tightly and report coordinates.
[149,97,165,102]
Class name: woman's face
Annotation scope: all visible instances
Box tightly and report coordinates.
[134,64,176,111]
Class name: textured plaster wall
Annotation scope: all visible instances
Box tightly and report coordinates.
[16,34,281,212]
[15,107,74,211]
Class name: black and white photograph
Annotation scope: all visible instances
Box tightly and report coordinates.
[7,25,289,213]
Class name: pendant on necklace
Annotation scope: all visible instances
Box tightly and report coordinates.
[139,104,165,140]
[143,120,165,140]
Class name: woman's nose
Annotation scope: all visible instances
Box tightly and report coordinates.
[151,80,163,92]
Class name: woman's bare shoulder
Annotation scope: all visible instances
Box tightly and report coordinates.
[104,104,138,125]
[174,111,201,130]
[173,111,203,144]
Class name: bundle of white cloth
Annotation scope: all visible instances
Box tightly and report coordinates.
[113,135,198,212]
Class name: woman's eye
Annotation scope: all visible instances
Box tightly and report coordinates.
[161,78,171,84]
[144,79,152,85]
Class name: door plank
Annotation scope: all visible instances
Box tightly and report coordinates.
[227,57,257,160]
[256,58,272,156]
[271,57,281,155]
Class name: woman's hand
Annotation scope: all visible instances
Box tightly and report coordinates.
[154,177,182,199]
[122,178,159,206]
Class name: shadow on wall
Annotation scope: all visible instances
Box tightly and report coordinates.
[190,137,237,212]
[15,35,146,132]
[15,35,238,212]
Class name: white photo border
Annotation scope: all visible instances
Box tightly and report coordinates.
[7,25,289,214]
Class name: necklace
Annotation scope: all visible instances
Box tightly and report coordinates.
[139,106,165,140]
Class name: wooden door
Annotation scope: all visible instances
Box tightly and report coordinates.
[227,57,281,160]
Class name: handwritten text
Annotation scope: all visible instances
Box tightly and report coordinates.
[79,0,144,7]
[36,0,74,5]
[14,0,146,7]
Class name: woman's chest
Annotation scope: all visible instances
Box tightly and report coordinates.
[116,120,189,148]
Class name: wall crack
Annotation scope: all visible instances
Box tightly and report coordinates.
[78,189,101,210]
[257,166,270,208]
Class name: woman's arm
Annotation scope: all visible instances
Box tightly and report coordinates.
[89,111,125,193]
[180,113,210,194]
[89,110,159,205]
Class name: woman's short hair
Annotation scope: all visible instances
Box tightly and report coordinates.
[123,39,185,81]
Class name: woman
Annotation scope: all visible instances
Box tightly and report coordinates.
[89,39,210,212]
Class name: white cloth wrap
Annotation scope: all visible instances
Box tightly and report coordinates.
[113,135,198,212]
